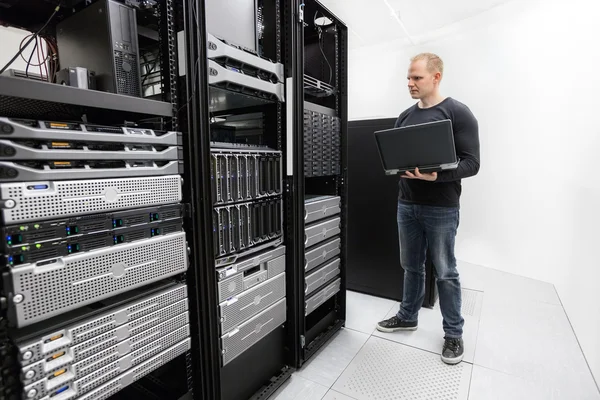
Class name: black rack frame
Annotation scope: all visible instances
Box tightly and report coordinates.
[0,1,202,399]
[186,1,298,399]
[293,0,349,367]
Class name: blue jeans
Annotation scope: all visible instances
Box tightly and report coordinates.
[396,202,464,338]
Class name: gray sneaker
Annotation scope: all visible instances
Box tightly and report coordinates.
[376,316,418,333]
[441,337,464,365]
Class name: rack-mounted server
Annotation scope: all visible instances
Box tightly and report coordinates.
[215,246,286,366]
[207,33,284,84]
[0,2,193,400]
[210,147,282,206]
[211,145,284,268]
[13,283,190,400]
[0,118,183,146]
[303,196,342,319]
[0,118,189,400]
[0,175,182,224]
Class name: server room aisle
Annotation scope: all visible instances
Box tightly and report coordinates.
[271,261,600,400]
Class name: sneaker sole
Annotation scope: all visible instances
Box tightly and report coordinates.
[375,325,418,333]
[441,353,464,365]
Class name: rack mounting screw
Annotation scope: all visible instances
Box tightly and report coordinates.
[13,294,24,303]
[23,351,33,360]
[25,370,36,380]
[27,389,37,398]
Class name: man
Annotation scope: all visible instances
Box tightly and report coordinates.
[375,53,480,365]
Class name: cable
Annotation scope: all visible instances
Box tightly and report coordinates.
[25,39,38,78]
[0,4,61,75]
[313,11,333,86]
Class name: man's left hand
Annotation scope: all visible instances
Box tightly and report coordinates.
[402,167,438,181]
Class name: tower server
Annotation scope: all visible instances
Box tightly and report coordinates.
[0,118,190,400]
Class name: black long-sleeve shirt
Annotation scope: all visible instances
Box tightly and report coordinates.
[394,97,480,208]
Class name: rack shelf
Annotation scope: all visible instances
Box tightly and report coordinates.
[304,74,336,97]
[0,75,174,120]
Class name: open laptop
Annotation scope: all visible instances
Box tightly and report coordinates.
[374,119,459,175]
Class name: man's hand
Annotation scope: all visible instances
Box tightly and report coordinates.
[402,167,438,181]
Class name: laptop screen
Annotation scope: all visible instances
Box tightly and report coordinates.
[374,120,456,171]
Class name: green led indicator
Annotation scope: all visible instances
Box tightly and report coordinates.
[20,226,26,231]
[34,224,40,229]
[36,244,42,249]
[21,246,27,251]
[7,241,12,246]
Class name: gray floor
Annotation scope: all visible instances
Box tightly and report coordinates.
[272,261,600,400]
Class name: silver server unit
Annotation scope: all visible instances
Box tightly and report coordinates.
[5,232,188,328]
[0,118,182,146]
[305,278,341,316]
[15,283,190,400]
[220,298,286,366]
[304,216,341,248]
[305,258,341,297]
[304,195,341,225]
[71,339,191,400]
[216,246,286,303]
[56,0,142,97]
[0,175,183,224]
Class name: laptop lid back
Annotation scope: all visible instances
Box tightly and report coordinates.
[374,119,457,175]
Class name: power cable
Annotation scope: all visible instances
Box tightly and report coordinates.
[0,4,61,75]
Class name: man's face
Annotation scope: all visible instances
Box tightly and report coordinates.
[407,60,438,99]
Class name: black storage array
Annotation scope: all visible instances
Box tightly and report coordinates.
[0,2,200,400]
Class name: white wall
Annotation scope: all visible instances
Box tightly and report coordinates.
[0,26,47,76]
[348,0,600,384]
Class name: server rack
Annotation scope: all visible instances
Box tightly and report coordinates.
[290,0,349,367]
[0,2,206,400]
[181,1,298,399]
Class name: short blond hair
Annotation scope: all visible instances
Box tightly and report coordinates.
[411,53,444,76]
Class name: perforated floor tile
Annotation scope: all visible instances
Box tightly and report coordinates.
[373,288,483,362]
[333,336,472,400]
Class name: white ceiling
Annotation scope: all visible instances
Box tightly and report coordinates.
[318,0,512,49]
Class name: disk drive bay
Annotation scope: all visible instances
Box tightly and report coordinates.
[210,148,282,205]
[2,204,183,253]
[5,231,188,327]
[4,218,183,267]
[0,175,182,224]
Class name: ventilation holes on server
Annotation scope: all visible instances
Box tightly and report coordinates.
[18,235,186,322]
[114,51,141,97]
